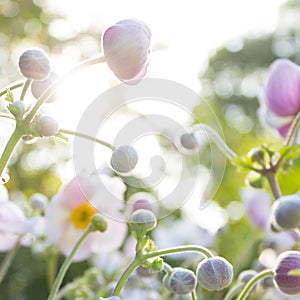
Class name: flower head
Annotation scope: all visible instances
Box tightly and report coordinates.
[45,174,127,261]
[262,59,300,137]
[102,19,151,84]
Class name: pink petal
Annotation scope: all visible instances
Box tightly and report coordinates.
[266,59,300,117]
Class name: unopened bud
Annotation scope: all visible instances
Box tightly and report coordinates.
[245,171,264,189]
[91,214,107,232]
[111,145,138,173]
[19,48,51,80]
[30,193,48,210]
[8,100,26,120]
[37,115,58,137]
[180,133,197,150]
[169,268,197,295]
[196,256,233,291]
[130,209,157,232]
[247,147,269,169]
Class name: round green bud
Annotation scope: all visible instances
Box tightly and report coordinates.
[91,214,108,232]
[37,115,58,137]
[130,209,157,232]
[247,147,269,169]
[196,256,233,291]
[18,48,51,80]
[245,171,264,188]
[169,268,197,295]
[111,145,138,173]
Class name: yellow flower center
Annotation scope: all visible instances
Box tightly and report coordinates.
[70,202,97,230]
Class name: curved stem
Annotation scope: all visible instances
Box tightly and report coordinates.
[112,245,213,296]
[47,225,93,300]
[285,111,300,146]
[191,124,238,160]
[0,82,24,98]
[142,245,214,260]
[25,56,105,123]
[112,257,140,296]
[236,269,274,300]
[0,115,15,121]
[59,129,115,150]
[0,127,23,176]
[0,243,19,285]
[163,262,173,274]
[224,282,243,300]
[265,172,281,200]
[20,79,32,101]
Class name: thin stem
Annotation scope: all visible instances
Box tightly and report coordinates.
[0,243,19,285]
[0,127,23,176]
[265,172,281,200]
[47,249,57,291]
[0,82,24,98]
[20,79,32,101]
[0,115,15,121]
[191,124,238,160]
[112,258,140,296]
[59,129,115,150]
[236,269,274,300]
[224,283,243,300]
[191,290,197,300]
[56,280,79,300]
[285,111,300,146]
[112,245,213,296]
[25,56,105,123]
[142,245,214,260]
[47,226,93,300]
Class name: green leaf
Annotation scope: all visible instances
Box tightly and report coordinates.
[5,89,14,102]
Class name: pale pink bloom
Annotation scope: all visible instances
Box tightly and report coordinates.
[0,186,27,251]
[45,174,127,262]
[262,59,300,137]
[102,19,151,84]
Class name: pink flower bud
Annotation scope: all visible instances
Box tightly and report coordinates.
[102,19,151,84]
[274,251,300,295]
[169,267,197,295]
[266,59,300,117]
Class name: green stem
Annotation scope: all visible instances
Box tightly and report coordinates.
[59,129,115,150]
[236,269,274,300]
[0,115,15,121]
[113,245,213,296]
[285,111,300,146]
[47,249,57,291]
[192,124,238,160]
[25,56,105,123]
[0,243,19,285]
[191,290,196,300]
[224,282,243,300]
[47,225,93,300]
[0,127,23,176]
[265,172,281,200]
[0,82,24,98]
[20,79,32,101]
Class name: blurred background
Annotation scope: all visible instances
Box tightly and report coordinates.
[1,0,300,299]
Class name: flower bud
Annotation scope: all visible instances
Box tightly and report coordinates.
[247,147,269,169]
[91,214,108,232]
[18,48,51,80]
[133,199,152,211]
[37,115,58,137]
[237,269,258,284]
[30,193,48,210]
[274,251,300,295]
[196,256,233,291]
[111,145,138,173]
[169,268,197,295]
[8,100,26,121]
[130,209,157,232]
[102,19,151,84]
[245,171,264,189]
[271,194,300,230]
[180,133,197,150]
[31,71,58,102]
